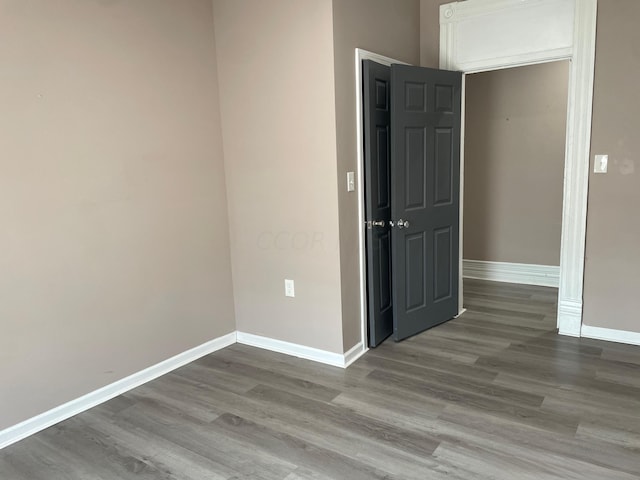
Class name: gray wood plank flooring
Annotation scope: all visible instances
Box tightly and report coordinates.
[2,279,640,479]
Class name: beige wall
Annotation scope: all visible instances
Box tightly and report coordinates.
[213,0,345,353]
[583,0,640,333]
[463,62,568,266]
[0,0,235,430]
[420,0,451,68]
[331,0,420,350]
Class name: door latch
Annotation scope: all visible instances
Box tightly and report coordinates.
[366,220,386,229]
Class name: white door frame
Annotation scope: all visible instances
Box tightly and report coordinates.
[440,0,597,337]
[355,49,408,351]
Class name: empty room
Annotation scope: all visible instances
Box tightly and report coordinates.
[1,0,639,479]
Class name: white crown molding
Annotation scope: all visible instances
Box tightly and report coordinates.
[581,325,640,346]
[0,331,237,451]
[441,0,569,24]
[455,47,574,74]
[463,260,560,287]
[236,331,364,369]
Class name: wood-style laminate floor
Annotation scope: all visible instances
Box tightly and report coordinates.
[2,279,640,479]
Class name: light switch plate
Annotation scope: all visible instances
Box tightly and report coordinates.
[347,171,355,192]
[284,279,295,297]
[594,154,608,173]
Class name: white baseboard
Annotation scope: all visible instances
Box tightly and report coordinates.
[1,330,369,450]
[454,308,467,318]
[344,342,368,368]
[463,259,560,288]
[5,318,639,453]
[0,331,237,451]
[558,298,583,337]
[237,331,365,369]
[581,325,640,346]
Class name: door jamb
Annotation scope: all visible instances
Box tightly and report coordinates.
[355,49,408,349]
[440,0,597,337]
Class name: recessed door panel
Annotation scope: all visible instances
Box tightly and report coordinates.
[405,82,427,112]
[405,233,426,311]
[435,84,454,113]
[405,128,427,211]
[434,226,452,302]
[378,231,392,311]
[376,126,390,209]
[434,127,453,206]
[375,80,388,110]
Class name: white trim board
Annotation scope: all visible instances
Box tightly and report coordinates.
[0,331,237,451]
[463,260,560,287]
[0,330,367,451]
[440,0,598,337]
[2,321,638,452]
[343,342,367,368]
[236,332,366,369]
[581,325,640,346]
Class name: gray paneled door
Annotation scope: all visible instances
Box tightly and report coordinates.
[390,64,461,342]
[363,61,462,346]
[363,60,393,347]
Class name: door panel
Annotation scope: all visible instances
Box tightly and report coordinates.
[405,127,427,210]
[376,127,390,209]
[434,128,453,205]
[391,64,462,342]
[378,231,392,310]
[405,233,426,311]
[363,60,393,347]
[433,226,452,301]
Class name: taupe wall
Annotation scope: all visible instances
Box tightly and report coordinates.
[0,0,235,430]
[419,0,451,68]
[331,0,420,350]
[583,0,640,333]
[213,0,345,353]
[463,62,568,266]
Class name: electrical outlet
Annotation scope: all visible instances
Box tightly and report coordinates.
[284,279,295,297]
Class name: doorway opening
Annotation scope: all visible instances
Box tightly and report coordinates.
[358,57,569,349]
[440,0,597,339]
[462,61,570,313]
[355,49,405,352]
[357,0,597,350]
[358,53,462,348]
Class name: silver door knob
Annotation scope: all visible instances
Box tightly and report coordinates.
[366,220,385,229]
[395,219,409,229]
